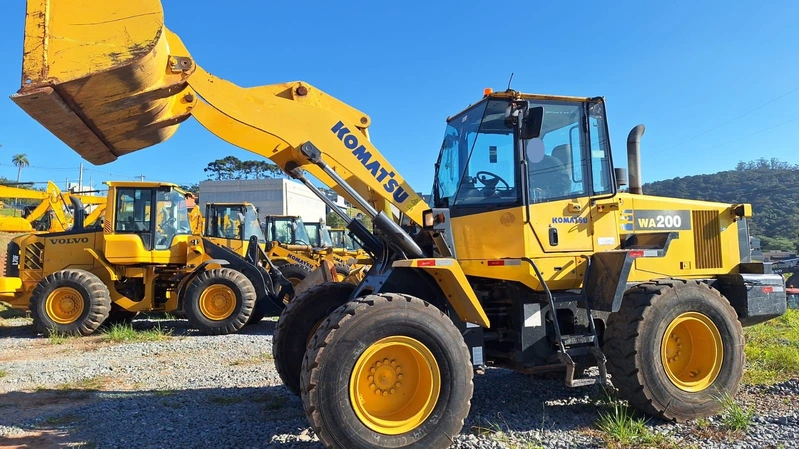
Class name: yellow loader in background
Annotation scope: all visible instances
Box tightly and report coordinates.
[8,2,787,448]
[0,181,292,336]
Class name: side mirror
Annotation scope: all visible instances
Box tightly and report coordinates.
[521,106,544,140]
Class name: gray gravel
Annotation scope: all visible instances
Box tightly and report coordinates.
[1,315,798,449]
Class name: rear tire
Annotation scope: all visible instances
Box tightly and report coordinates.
[278,263,313,289]
[603,280,745,422]
[30,269,111,336]
[183,268,255,335]
[334,263,351,282]
[301,293,472,448]
[274,282,355,395]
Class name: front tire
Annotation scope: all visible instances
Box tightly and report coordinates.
[603,280,745,422]
[183,268,255,335]
[274,281,356,395]
[30,269,111,336]
[300,293,472,448]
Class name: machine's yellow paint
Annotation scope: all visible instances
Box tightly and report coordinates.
[661,312,723,392]
[349,336,441,435]
[45,287,84,324]
[392,259,490,328]
[198,284,236,321]
[0,277,23,297]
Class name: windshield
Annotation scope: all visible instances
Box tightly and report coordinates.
[331,229,362,251]
[433,99,518,208]
[206,204,264,242]
[269,216,312,245]
[303,222,333,247]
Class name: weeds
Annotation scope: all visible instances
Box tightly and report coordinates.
[47,330,72,345]
[0,369,8,378]
[472,418,544,449]
[54,376,109,392]
[594,394,677,449]
[718,393,755,432]
[101,323,172,343]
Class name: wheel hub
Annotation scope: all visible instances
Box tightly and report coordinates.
[349,336,441,435]
[661,311,723,392]
[46,287,84,324]
[199,285,236,320]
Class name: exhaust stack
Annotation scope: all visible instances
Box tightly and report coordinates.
[626,125,646,195]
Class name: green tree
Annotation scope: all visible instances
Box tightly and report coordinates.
[11,154,29,182]
[326,211,347,228]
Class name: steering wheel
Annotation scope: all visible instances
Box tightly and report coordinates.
[475,171,510,191]
[161,217,177,234]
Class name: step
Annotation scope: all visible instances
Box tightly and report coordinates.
[561,334,595,346]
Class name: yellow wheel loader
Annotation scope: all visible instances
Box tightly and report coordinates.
[9,2,788,448]
[198,202,344,293]
[263,214,364,282]
[0,181,291,336]
[0,181,96,233]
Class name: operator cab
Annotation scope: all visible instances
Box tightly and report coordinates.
[112,184,191,251]
[205,203,265,243]
[304,220,333,248]
[265,215,313,246]
[433,92,615,214]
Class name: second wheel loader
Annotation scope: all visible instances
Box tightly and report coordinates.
[0,181,290,336]
[8,2,789,448]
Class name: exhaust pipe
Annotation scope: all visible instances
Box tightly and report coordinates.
[626,124,646,195]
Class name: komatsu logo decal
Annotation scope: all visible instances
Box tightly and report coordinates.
[331,121,409,204]
[552,216,588,224]
[49,237,90,244]
[287,253,314,270]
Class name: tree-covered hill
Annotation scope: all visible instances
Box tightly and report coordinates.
[643,158,799,251]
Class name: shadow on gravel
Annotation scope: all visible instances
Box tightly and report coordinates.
[464,367,611,435]
[0,385,321,449]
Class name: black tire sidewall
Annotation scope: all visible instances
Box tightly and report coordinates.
[33,276,93,333]
[279,264,312,284]
[313,302,470,448]
[636,284,744,417]
[184,268,253,333]
[274,282,355,395]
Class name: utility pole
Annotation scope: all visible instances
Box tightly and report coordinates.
[138,174,145,182]
[78,162,84,192]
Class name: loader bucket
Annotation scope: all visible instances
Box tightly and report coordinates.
[11,0,191,165]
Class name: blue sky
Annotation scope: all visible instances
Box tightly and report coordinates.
[0,0,797,196]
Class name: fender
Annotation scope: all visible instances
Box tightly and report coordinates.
[175,258,230,303]
[392,258,490,328]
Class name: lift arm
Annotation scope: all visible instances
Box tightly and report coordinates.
[11,1,430,226]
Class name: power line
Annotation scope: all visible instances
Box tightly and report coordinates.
[650,85,799,157]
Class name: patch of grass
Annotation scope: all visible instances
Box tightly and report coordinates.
[210,395,244,405]
[47,330,73,345]
[471,419,544,449]
[153,389,176,396]
[594,399,678,449]
[54,376,109,392]
[718,393,755,432]
[101,323,172,343]
[0,369,8,378]
[229,352,274,366]
[743,309,799,385]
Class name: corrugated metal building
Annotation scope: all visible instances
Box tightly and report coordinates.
[198,178,326,222]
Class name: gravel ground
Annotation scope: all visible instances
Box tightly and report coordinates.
[1,315,798,449]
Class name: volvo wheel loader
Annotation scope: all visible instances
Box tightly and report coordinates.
[0,181,289,336]
[9,2,787,448]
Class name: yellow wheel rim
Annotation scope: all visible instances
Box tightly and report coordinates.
[661,311,723,392]
[198,285,237,321]
[287,276,303,288]
[45,287,84,324]
[349,336,441,435]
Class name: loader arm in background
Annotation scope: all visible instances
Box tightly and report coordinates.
[0,181,72,232]
[11,1,429,226]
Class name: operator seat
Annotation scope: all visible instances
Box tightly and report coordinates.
[528,154,571,202]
